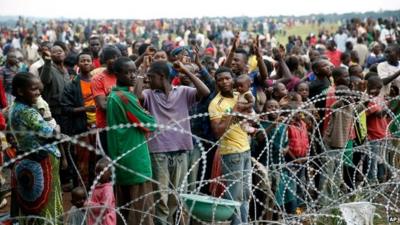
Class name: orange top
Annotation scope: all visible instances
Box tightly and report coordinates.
[80,80,96,125]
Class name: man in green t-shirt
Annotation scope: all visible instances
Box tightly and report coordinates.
[107,57,156,225]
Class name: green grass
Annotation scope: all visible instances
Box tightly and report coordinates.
[157,23,339,50]
[275,23,339,45]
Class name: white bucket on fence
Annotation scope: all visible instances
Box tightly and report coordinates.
[339,202,375,225]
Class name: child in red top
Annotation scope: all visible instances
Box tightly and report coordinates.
[366,79,389,141]
[285,102,310,210]
[365,76,389,183]
[85,157,116,225]
[288,114,310,159]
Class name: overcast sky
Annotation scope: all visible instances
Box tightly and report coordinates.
[0,0,399,19]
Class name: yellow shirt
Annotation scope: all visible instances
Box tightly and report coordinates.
[248,55,258,72]
[208,92,250,155]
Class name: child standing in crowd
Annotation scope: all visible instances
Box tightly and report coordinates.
[365,76,389,183]
[286,102,310,210]
[272,82,289,106]
[61,52,97,188]
[254,99,288,172]
[322,85,358,202]
[85,157,116,225]
[66,187,87,225]
[253,99,292,218]
[295,81,320,125]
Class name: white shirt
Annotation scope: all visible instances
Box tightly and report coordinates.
[11,38,21,49]
[46,29,57,43]
[347,37,357,46]
[379,29,396,46]
[23,43,39,64]
[196,33,205,48]
[334,33,348,52]
[353,44,369,66]
[34,95,58,129]
[377,61,400,96]
[29,58,44,77]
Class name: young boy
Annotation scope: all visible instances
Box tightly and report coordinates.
[295,81,320,127]
[66,187,87,225]
[349,64,364,79]
[61,52,96,188]
[254,99,297,217]
[286,102,309,212]
[365,76,389,183]
[272,82,289,106]
[323,85,358,201]
[85,157,116,225]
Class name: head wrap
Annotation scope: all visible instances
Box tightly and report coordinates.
[170,46,192,58]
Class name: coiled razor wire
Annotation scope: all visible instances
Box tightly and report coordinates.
[1,91,399,224]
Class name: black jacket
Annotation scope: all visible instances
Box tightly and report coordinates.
[61,75,88,135]
[40,61,70,116]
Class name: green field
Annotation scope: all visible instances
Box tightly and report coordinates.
[275,23,339,45]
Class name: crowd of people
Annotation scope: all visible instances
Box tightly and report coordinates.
[0,14,399,225]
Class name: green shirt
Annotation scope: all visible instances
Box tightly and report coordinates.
[389,99,400,137]
[107,86,156,185]
[259,121,288,166]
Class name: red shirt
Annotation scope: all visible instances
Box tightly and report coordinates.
[310,36,317,46]
[0,112,5,130]
[86,182,116,225]
[325,50,342,67]
[367,97,389,140]
[171,77,181,86]
[323,86,336,132]
[288,120,309,158]
[92,57,101,69]
[91,70,117,128]
[0,80,7,109]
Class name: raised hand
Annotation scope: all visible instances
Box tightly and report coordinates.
[173,61,188,74]
[192,45,202,67]
[253,35,262,57]
[144,46,156,56]
[232,32,240,49]
[143,55,152,68]
[42,50,52,62]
